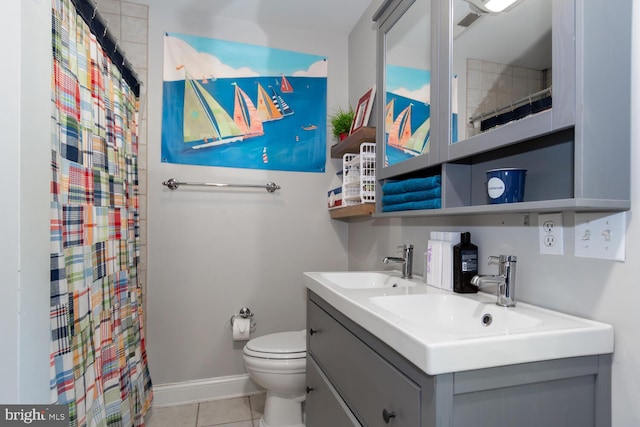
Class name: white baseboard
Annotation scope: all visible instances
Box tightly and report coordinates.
[152,374,264,407]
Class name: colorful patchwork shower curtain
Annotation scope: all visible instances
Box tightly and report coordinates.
[50,0,153,425]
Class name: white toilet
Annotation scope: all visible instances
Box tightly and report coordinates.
[243,330,307,427]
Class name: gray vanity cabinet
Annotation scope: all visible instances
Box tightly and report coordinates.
[307,296,422,426]
[373,0,632,216]
[306,290,612,427]
[306,359,361,427]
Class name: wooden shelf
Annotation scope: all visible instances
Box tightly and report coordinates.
[330,127,376,158]
[329,204,375,220]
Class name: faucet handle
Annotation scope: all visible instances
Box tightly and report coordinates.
[488,255,517,264]
[488,255,516,276]
[489,255,507,264]
[397,244,414,251]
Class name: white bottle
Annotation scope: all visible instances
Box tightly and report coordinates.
[441,232,461,291]
[426,232,443,288]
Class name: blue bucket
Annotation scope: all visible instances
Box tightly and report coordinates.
[486,168,527,204]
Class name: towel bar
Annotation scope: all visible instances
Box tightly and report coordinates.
[162,178,281,193]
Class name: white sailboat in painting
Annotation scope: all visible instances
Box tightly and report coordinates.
[183,74,244,149]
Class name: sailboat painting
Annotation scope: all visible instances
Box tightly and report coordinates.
[279,74,294,93]
[384,64,432,166]
[162,33,327,172]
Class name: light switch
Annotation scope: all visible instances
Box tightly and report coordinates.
[574,212,626,261]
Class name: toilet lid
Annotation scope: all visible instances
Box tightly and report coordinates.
[244,330,306,359]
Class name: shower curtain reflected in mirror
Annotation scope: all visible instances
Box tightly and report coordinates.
[50,0,153,425]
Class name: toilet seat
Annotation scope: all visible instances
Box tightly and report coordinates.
[244,330,306,360]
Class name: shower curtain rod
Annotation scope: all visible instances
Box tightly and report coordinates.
[70,0,141,96]
[468,86,552,124]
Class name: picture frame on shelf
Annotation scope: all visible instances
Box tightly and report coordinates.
[349,85,376,135]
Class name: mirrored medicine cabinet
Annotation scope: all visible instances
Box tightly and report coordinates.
[373,0,631,216]
[381,0,433,168]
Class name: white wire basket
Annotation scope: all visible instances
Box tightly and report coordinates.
[342,143,376,206]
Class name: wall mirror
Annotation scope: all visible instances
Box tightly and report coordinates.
[451,0,552,143]
[384,0,432,167]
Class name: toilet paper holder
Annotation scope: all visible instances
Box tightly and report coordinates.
[230,307,257,332]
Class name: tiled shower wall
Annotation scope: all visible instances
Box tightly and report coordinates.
[466,58,551,138]
[95,0,149,319]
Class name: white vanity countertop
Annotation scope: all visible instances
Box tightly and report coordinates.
[304,271,614,376]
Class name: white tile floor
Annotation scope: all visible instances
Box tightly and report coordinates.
[145,394,265,427]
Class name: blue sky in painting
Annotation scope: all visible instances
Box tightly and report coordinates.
[386,64,430,92]
[169,32,324,77]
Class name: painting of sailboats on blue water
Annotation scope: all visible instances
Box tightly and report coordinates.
[384,65,459,166]
[385,64,431,167]
[162,33,327,172]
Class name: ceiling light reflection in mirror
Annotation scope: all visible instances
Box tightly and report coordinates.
[464,0,523,13]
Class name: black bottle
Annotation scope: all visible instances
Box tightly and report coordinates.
[453,232,478,293]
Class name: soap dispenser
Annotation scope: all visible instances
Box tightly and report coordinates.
[453,232,478,293]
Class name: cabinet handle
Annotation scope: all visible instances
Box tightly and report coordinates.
[309,328,319,336]
[306,386,314,394]
[382,409,396,423]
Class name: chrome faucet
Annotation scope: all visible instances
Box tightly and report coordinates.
[471,255,517,307]
[383,244,414,279]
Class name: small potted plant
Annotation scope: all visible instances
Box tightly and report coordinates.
[329,106,355,141]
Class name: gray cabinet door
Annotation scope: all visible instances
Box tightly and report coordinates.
[306,357,361,427]
[308,300,422,427]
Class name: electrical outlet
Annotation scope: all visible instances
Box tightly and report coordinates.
[574,212,626,261]
[544,235,556,247]
[538,213,564,255]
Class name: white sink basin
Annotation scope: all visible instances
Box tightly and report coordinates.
[316,271,418,289]
[369,293,542,338]
[304,271,614,375]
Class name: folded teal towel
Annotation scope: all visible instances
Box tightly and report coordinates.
[382,198,442,212]
[382,187,441,206]
[382,176,441,195]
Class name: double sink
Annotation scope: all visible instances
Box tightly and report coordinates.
[304,270,613,375]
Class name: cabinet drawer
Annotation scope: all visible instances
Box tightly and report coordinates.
[308,300,421,426]
[306,357,361,427]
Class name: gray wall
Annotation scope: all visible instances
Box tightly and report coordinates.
[347,2,640,426]
[145,5,350,384]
